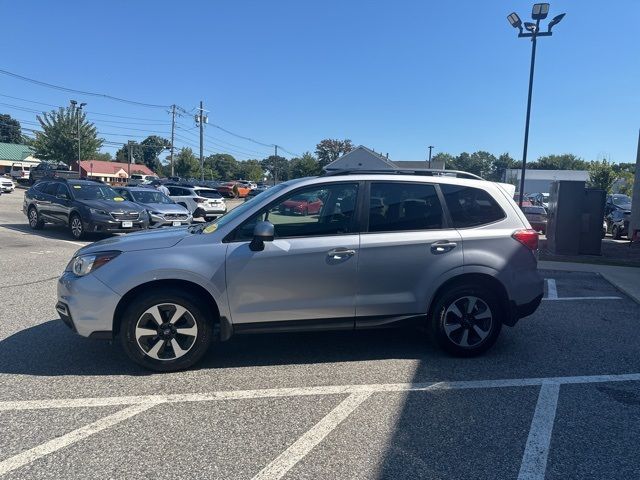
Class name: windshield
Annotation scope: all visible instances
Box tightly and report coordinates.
[190,181,292,233]
[71,184,121,201]
[195,189,222,199]
[131,190,173,204]
[612,195,631,206]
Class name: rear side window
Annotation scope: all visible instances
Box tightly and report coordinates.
[43,183,60,195]
[441,184,505,228]
[33,182,49,192]
[368,182,444,232]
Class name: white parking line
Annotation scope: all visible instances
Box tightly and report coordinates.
[251,392,371,480]
[0,225,86,247]
[0,402,158,476]
[2,372,639,412]
[517,383,561,480]
[542,296,621,301]
[546,279,558,299]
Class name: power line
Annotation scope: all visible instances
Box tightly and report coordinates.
[0,69,172,108]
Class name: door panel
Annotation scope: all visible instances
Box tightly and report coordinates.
[226,235,359,325]
[356,230,463,318]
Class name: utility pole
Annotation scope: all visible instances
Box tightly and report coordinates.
[274,145,278,186]
[127,140,135,178]
[70,100,86,176]
[428,145,434,168]
[170,104,176,177]
[195,101,207,182]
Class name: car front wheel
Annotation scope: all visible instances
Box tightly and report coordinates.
[119,289,213,372]
[430,285,502,357]
[69,213,85,240]
[28,206,44,229]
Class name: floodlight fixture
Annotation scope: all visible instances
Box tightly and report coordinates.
[532,3,550,20]
[547,13,566,31]
[524,22,537,33]
[507,12,522,29]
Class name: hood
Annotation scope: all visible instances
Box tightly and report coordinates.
[77,199,144,213]
[138,202,190,214]
[617,203,632,211]
[76,226,190,256]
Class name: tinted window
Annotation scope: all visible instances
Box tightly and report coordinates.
[195,189,222,199]
[441,184,505,228]
[368,182,444,232]
[234,183,358,240]
[56,184,71,198]
[132,190,172,204]
[33,181,49,192]
[43,183,60,195]
[523,206,546,215]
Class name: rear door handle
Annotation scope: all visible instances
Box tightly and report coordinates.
[327,248,356,259]
[431,240,457,254]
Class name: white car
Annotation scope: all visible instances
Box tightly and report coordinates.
[1,176,15,193]
[166,185,227,219]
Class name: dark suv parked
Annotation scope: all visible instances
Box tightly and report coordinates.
[23,179,149,239]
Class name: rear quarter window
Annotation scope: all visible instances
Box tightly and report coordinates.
[440,184,506,228]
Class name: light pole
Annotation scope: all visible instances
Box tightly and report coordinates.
[507,3,565,206]
[427,145,434,169]
[70,100,87,177]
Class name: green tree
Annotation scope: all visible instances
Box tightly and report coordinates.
[616,170,635,196]
[530,154,588,170]
[237,159,264,182]
[431,152,455,169]
[0,114,22,144]
[588,159,616,192]
[139,135,170,172]
[489,153,519,182]
[290,152,321,178]
[174,148,200,178]
[205,153,238,180]
[32,106,102,164]
[92,152,112,161]
[115,141,142,164]
[262,155,290,182]
[315,139,354,169]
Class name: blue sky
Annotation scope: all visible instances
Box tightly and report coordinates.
[2,0,639,163]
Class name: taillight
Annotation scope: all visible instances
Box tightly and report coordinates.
[512,229,539,250]
[194,197,206,203]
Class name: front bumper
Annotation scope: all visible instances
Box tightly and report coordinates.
[84,216,149,233]
[57,272,121,337]
[149,214,192,228]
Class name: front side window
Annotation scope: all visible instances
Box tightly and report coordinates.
[368,182,444,232]
[233,183,359,241]
[441,184,505,228]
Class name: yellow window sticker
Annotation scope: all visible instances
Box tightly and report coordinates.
[113,197,125,201]
[203,224,218,234]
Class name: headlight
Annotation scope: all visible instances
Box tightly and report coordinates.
[66,251,121,276]
[89,208,109,216]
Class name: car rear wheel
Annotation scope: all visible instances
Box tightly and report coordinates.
[69,213,85,240]
[193,208,205,219]
[28,206,44,229]
[119,289,213,372]
[430,285,502,357]
[612,224,621,240]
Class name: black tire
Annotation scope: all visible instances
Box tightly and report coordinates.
[119,289,213,372]
[193,208,205,219]
[429,284,503,357]
[27,206,44,230]
[69,213,85,240]
[612,225,621,240]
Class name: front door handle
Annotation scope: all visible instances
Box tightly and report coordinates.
[431,240,457,254]
[327,248,356,259]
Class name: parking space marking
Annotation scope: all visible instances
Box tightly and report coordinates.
[546,279,558,299]
[0,402,158,477]
[542,296,621,301]
[2,372,640,412]
[0,225,86,247]
[517,383,560,480]
[251,392,371,480]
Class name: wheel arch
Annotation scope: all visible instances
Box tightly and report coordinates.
[427,273,512,326]
[112,279,228,340]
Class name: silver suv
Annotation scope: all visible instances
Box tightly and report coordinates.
[56,171,543,371]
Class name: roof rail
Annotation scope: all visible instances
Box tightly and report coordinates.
[322,168,485,181]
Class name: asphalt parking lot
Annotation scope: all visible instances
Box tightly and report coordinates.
[1,190,640,479]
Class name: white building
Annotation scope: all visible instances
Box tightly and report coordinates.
[504,168,589,194]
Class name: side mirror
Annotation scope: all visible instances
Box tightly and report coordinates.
[249,221,274,252]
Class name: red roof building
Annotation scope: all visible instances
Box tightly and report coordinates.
[73,160,157,185]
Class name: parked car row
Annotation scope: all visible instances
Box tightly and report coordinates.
[605,194,632,239]
[22,178,216,240]
[1,174,15,194]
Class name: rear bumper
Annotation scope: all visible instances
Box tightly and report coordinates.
[508,293,543,326]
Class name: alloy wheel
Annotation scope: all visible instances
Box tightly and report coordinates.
[71,217,83,238]
[443,296,493,348]
[135,303,198,361]
[29,209,38,228]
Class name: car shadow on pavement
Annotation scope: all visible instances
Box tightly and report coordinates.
[0,223,113,243]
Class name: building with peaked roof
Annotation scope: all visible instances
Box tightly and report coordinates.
[0,142,41,174]
[324,145,445,172]
[74,160,157,185]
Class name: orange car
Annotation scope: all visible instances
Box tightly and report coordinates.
[216,182,251,198]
